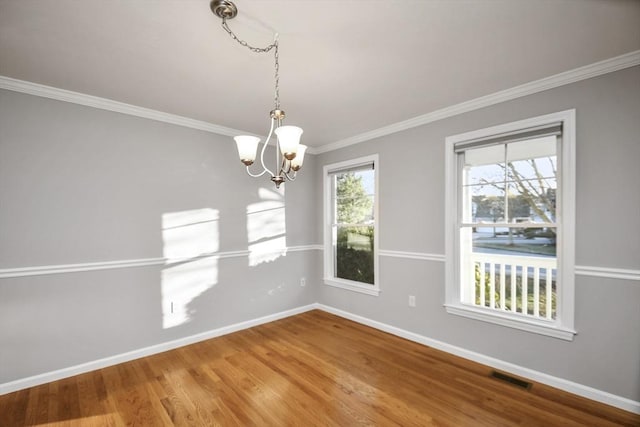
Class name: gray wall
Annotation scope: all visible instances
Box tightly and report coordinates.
[315,66,640,401]
[0,89,319,383]
[1,66,638,403]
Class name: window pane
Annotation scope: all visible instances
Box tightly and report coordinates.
[450,117,571,330]
[468,186,506,224]
[471,226,556,258]
[463,145,506,223]
[508,157,557,181]
[462,137,558,322]
[335,170,375,224]
[506,193,534,221]
[335,225,374,284]
[506,136,557,222]
[469,259,557,319]
[467,227,557,319]
[507,178,557,223]
[336,195,374,224]
[465,144,505,186]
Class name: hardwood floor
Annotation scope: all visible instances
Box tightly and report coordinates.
[1,310,638,426]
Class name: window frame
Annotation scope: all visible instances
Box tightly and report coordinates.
[445,111,576,340]
[323,154,380,296]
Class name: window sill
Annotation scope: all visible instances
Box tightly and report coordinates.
[444,303,576,341]
[324,278,380,296]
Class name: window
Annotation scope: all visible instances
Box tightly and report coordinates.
[323,155,379,296]
[445,111,576,340]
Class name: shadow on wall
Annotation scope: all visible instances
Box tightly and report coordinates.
[159,186,288,329]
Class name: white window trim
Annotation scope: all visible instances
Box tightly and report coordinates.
[323,154,380,296]
[445,110,576,341]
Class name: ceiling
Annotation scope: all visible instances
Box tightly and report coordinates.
[1,0,639,150]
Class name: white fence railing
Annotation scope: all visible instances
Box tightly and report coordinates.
[469,253,557,320]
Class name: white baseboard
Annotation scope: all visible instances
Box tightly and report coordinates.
[0,304,317,396]
[3,302,638,415]
[315,304,640,415]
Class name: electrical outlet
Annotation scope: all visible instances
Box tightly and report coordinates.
[300,277,306,287]
[409,295,416,307]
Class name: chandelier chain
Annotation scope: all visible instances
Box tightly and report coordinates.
[221,19,276,53]
[212,0,304,190]
[221,18,280,110]
[274,42,280,110]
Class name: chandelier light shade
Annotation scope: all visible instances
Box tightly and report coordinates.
[211,0,306,189]
[274,125,304,160]
[234,136,260,166]
[290,144,307,171]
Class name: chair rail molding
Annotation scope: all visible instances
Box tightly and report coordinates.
[377,249,639,283]
[0,245,323,279]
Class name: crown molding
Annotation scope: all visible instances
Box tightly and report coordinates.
[2,50,638,156]
[0,75,258,139]
[314,50,640,154]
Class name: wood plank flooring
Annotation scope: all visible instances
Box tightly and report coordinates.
[1,310,638,426]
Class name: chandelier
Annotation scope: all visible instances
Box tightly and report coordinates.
[211,0,306,189]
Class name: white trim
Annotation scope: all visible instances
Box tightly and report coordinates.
[0,76,254,138]
[314,50,640,154]
[3,52,638,157]
[377,250,640,283]
[0,245,322,279]
[379,249,445,263]
[0,257,166,279]
[323,278,381,296]
[445,109,576,145]
[2,302,638,413]
[444,110,577,339]
[575,266,640,282]
[286,244,324,253]
[0,304,317,396]
[316,304,640,414]
[2,249,633,283]
[444,304,576,341]
[560,110,576,329]
[0,75,313,153]
[323,154,380,294]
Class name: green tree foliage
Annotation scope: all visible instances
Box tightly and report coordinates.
[335,172,374,284]
[336,172,373,224]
